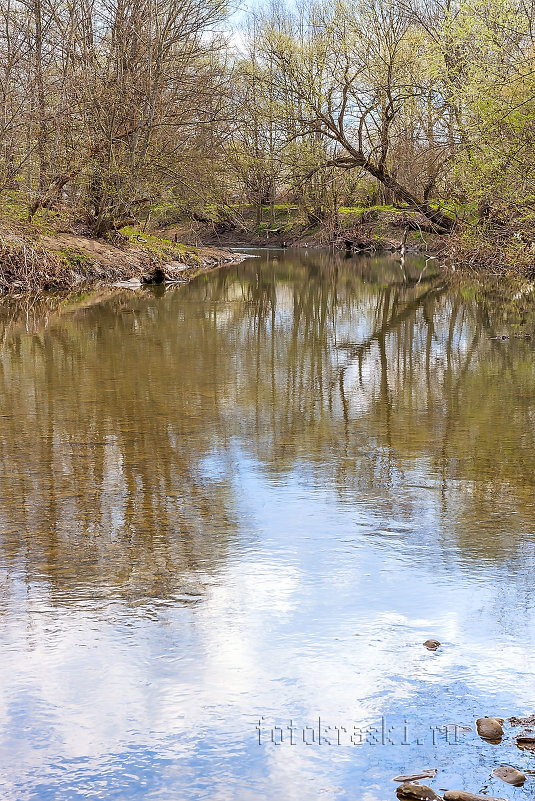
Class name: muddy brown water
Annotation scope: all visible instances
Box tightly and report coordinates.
[0,249,534,800]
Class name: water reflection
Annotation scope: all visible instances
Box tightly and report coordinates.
[0,251,534,800]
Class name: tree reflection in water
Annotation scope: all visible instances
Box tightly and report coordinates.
[2,252,535,801]
[0,250,534,601]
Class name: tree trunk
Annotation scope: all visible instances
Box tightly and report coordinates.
[33,0,48,190]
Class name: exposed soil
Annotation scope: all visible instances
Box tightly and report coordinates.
[0,230,249,293]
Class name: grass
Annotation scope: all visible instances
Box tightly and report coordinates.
[120,226,203,264]
[52,248,91,269]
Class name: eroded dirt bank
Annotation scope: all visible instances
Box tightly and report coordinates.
[0,229,249,293]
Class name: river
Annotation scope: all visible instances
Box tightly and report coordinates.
[0,249,534,800]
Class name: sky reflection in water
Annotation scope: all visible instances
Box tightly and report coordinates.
[0,250,534,800]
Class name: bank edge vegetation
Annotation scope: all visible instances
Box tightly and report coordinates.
[1,0,535,271]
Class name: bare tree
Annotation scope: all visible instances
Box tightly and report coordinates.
[253,0,455,230]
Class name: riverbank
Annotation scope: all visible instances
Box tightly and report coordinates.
[0,209,248,293]
[167,204,535,276]
[1,199,534,292]
[164,205,436,253]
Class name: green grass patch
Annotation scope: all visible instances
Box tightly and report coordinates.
[49,247,92,270]
[120,226,203,264]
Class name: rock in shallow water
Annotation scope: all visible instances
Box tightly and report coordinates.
[443,792,506,801]
[508,713,535,726]
[492,765,526,786]
[393,770,438,783]
[396,783,442,800]
[476,717,504,741]
[516,732,535,750]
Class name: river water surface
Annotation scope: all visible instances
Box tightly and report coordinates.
[1,250,535,800]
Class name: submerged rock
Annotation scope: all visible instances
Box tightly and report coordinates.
[476,717,504,741]
[516,732,535,750]
[508,713,535,726]
[492,766,526,786]
[443,792,506,801]
[423,639,440,651]
[396,783,442,800]
[393,770,438,783]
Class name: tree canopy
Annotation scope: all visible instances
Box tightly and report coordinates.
[0,0,534,239]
